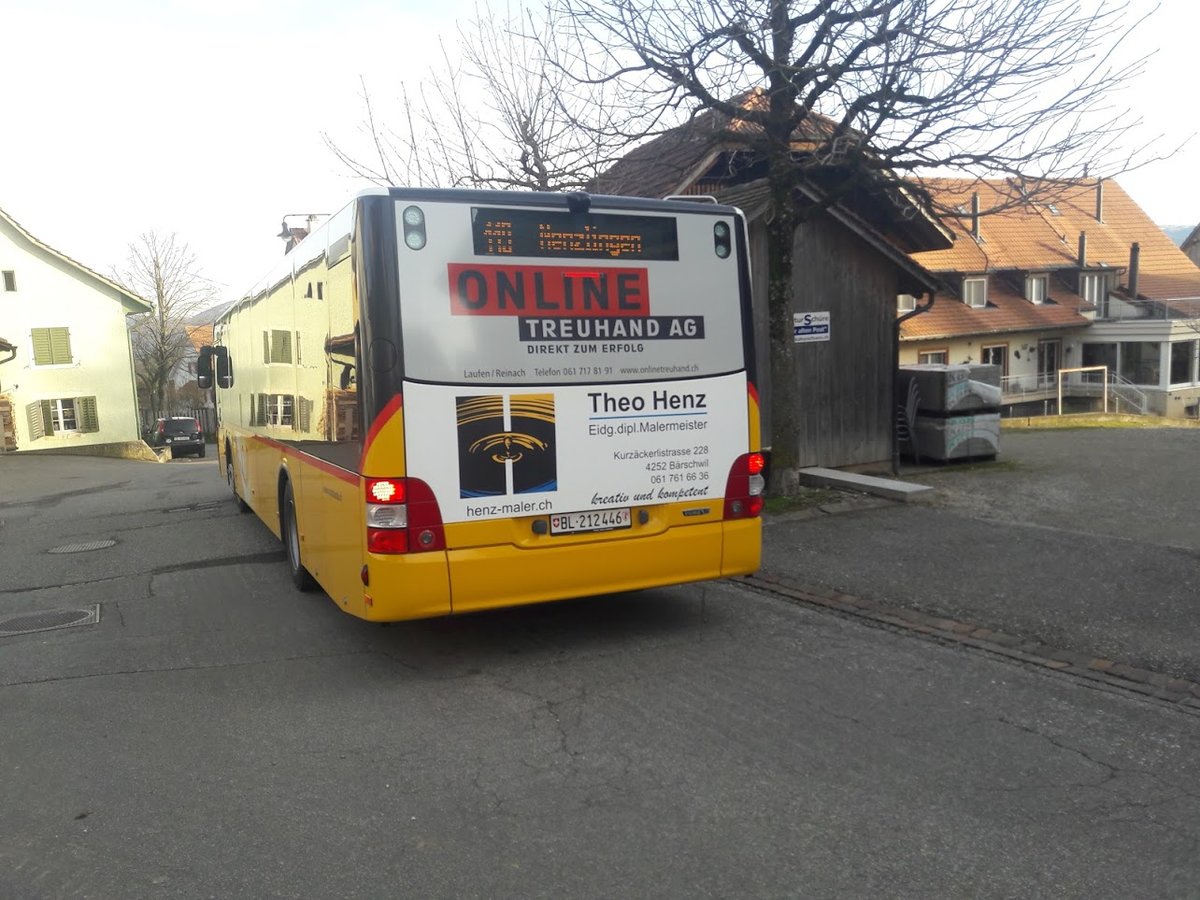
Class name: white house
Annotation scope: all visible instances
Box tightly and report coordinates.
[901,179,1200,418]
[0,206,150,452]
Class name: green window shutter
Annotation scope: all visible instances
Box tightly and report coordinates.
[256,394,267,426]
[50,328,72,364]
[32,329,52,365]
[297,396,312,432]
[26,401,45,440]
[31,328,72,365]
[77,396,99,433]
[40,400,55,435]
[263,331,270,363]
[270,330,292,364]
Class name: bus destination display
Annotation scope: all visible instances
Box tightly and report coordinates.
[472,208,679,260]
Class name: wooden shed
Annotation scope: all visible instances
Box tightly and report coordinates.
[595,100,949,470]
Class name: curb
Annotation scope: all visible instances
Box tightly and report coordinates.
[740,572,1200,714]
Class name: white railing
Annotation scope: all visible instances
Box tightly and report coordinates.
[1001,374,1050,395]
[1000,367,1148,414]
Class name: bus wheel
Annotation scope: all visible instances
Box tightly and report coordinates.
[282,480,316,592]
[226,450,249,513]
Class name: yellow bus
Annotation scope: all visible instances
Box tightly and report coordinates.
[199,188,763,621]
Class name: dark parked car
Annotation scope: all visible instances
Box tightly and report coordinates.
[149,417,206,458]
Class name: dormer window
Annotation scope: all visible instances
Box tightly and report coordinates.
[897,293,916,312]
[962,277,987,309]
[1025,274,1048,305]
[1079,271,1106,304]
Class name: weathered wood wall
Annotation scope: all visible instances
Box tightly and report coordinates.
[748,211,903,469]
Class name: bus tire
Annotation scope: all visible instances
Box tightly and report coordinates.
[282,479,316,592]
[226,447,250,513]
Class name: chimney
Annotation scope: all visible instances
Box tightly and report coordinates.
[1095,178,1104,223]
[1078,231,1088,268]
[1128,242,1140,300]
[971,193,980,240]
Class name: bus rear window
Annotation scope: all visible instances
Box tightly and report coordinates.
[399,200,747,386]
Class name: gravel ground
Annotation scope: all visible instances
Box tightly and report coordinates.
[761,427,1200,679]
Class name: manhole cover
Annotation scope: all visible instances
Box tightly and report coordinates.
[48,539,117,554]
[0,605,100,637]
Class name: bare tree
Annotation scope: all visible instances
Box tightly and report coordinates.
[551,0,1157,487]
[117,232,216,423]
[324,2,643,190]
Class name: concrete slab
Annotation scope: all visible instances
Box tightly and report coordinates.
[798,466,933,502]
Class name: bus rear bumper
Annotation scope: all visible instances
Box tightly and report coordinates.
[446,518,760,616]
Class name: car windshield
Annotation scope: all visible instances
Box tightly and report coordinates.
[164,420,198,435]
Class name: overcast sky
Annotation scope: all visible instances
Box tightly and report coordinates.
[0,0,1193,305]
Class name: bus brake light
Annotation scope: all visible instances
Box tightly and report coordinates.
[723,453,766,520]
[366,477,445,555]
[367,479,405,503]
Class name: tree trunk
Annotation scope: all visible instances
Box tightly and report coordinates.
[765,184,799,495]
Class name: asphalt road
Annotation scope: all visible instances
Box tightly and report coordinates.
[2,440,1200,898]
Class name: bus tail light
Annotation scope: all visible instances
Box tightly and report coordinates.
[365,477,445,554]
[723,452,766,519]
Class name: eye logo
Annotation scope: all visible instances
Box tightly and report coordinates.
[457,394,557,498]
[468,431,550,464]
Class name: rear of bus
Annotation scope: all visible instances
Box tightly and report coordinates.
[358,188,762,619]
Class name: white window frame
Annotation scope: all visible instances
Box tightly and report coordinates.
[981,344,1008,375]
[962,277,987,309]
[1025,274,1048,305]
[918,349,948,365]
[49,398,78,432]
[266,394,294,427]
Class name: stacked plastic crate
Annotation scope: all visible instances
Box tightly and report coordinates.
[898,363,1002,461]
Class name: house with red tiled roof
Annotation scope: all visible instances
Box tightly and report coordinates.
[596,91,951,470]
[901,178,1200,417]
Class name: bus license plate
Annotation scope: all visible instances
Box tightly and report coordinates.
[550,508,632,535]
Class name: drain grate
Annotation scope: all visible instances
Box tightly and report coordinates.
[0,605,100,637]
[48,539,117,554]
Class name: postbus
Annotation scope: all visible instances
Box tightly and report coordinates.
[199,187,763,621]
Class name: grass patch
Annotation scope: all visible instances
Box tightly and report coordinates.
[1003,414,1200,430]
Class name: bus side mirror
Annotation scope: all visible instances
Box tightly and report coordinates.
[197,346,214,389]
[198,345,235,389]
[216,347,234,389]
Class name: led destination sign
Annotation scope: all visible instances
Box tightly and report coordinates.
[472,208,679,260]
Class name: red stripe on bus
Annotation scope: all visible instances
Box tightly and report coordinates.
[248,434,360,485]
[361,393,404,467]
[747,381,759,405]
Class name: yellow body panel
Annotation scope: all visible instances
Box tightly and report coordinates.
[291,460,371,617]
[445,517,760,616]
